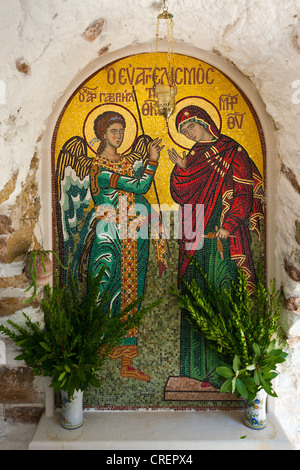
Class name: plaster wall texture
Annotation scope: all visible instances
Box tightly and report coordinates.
[0,0,299,448]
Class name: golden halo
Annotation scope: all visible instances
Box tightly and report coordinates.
[168,97,222,150]
[83,104,138,155]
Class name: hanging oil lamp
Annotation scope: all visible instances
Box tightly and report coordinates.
[153,0,177,125]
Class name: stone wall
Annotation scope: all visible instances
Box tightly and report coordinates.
[0,0,299,447]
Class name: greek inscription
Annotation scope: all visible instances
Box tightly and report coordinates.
[145,88,156,100]
[141,88,159,116]
[142,101,159,117]
[79,86,98,103]
[107,66,215,86]
[107,68,116,85]
[79,90,134,104]
[227,112,246,129]
[219,94,238,111]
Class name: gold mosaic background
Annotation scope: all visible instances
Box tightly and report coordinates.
[54,53,264,210]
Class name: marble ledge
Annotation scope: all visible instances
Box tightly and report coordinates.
[29,410,293,451]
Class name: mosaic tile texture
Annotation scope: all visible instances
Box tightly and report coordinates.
[52,52,265,410]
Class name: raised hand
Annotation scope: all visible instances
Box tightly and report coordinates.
[149,138,165,162]
[168,148,187,169]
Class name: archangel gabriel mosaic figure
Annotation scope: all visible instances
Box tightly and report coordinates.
[55,109,167,382]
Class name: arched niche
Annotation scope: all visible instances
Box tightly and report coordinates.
[41,41,277,413]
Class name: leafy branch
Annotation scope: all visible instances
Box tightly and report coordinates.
[171,258,287,401]
[0,267,162,396]
[24,249,67,303]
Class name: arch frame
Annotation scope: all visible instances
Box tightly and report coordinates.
[40,40,278,414]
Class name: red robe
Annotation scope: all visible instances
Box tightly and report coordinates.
[170,131,264,292]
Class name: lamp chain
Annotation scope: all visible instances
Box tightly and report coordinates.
[155,3,175,87]
[167,15,174,86]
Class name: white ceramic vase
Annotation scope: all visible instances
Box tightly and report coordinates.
[243,389,267,430]
[60,389,84,430]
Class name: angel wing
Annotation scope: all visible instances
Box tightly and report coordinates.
[55,136,94,286]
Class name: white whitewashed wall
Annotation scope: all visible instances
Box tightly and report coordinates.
[0,0,299,448]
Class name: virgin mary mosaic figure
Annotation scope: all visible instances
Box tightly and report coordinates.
[168,104,264,390]
[55,109,166,382]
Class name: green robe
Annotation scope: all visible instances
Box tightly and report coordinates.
[89,156,157,347]
[180,195,237,387]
